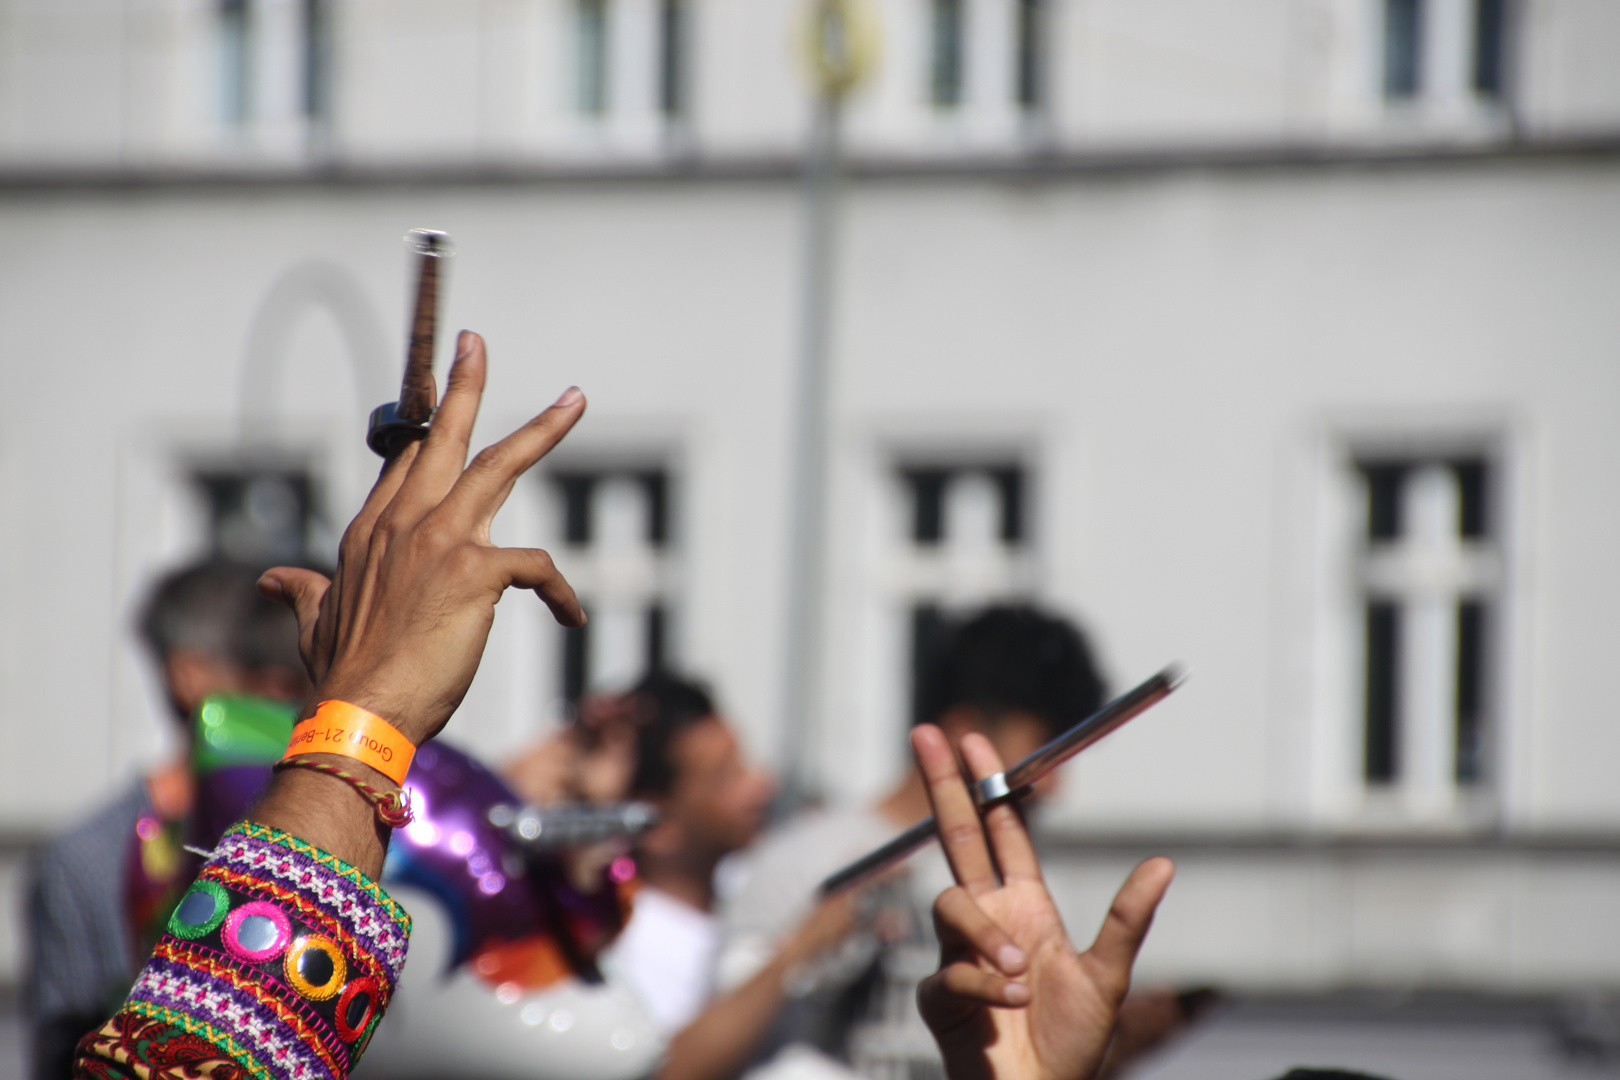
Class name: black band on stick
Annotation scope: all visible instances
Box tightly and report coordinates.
[368,229,453,459]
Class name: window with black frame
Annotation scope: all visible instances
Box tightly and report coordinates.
[220,0,252,128]
[1015,0,1043,112]
[1382,0,1509,108]
[1383,0,1423,100]
[930,0,965,108]
[659,0,689,122]
[1472,0,1506,99]
[194,468,320,565]
[551,468,673,704]
[1355,455,1500,799]
[897,463,1031,727]
[302,0,331,123]
[576,0,611,117]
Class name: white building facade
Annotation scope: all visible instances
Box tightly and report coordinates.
[0,0,1618,993]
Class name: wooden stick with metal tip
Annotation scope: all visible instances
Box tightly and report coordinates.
[817,665,1186,897]
[367,229,453,458]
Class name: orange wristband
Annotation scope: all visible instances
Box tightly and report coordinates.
[283,701,416,786]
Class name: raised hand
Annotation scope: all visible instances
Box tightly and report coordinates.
[913,725,1174,1080]
[259,330,585,748]
[251,330,586,875]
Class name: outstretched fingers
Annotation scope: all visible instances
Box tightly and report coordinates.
[912,725,999,895]
[440,387,587,531]
[959,733,1043,884]
[486,546,586,628]
[1079,857,1176,1004]
[344,437,422,559]
[323,437,424,670]
[392,331,487,516]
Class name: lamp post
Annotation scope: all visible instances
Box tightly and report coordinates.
[780,0,875,807]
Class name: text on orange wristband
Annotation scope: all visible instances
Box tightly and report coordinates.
[283,701,416,787]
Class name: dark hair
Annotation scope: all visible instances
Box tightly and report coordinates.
[135,559,302,671]
[916,604,1106,743]
[626,671,719,798]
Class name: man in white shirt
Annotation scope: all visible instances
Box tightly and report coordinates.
[359,673,851,1080]
[609,869,726,1034]
[605,673,857,1080]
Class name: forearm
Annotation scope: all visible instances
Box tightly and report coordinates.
[249,668,430,878]
[74,820,411,1080]
[657,953,796,1080]
[250,755,393,880]
[72,694,410,1077]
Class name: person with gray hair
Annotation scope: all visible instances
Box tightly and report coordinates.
[27,558,311,1080]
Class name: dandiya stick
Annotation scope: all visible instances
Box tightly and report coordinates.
[367,229,453,457]
[818,666,1185,897]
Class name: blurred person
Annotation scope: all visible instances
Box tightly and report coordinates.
[602,672,859,1080]
[605,672,767,1034]
[719,604,1204,1080]
[359,676,841,1080]
[354,734,664,1080]
[355,694,663,1080]
[28,558,310,1080]
[502,692,640,807]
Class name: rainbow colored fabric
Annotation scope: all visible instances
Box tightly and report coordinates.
[74,821,412,1080]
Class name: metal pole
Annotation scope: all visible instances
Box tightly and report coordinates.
[780,87,842,808]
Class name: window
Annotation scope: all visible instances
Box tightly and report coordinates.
[1472,0,1505,99]
[659,0,688,121]
[551,469,673,702]
[218,0,329,133]
[301,0,330,122]
[576,0,610,117]
[1379,0,1509,112]
[1015,0,1042,112]
[930,0,964,108]
[1383,0,1422,100]
[1354,457,1501,801]
[194,468,318,563]
[896,463,1031,723]
[221,0,252,128]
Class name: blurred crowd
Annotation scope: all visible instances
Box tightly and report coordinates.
[28,555,1208,1080]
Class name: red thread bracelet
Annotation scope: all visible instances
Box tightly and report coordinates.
[273,758,414,828]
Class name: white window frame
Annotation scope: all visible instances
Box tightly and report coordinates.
[889,0,1043,149]
[1309,421,1525,833]
[825,431,1043,805]
[109,424,352,781]
[564,0,687,154]
[537,447,684,706]
[1373,0,1512,130]
[218,0,327,155]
